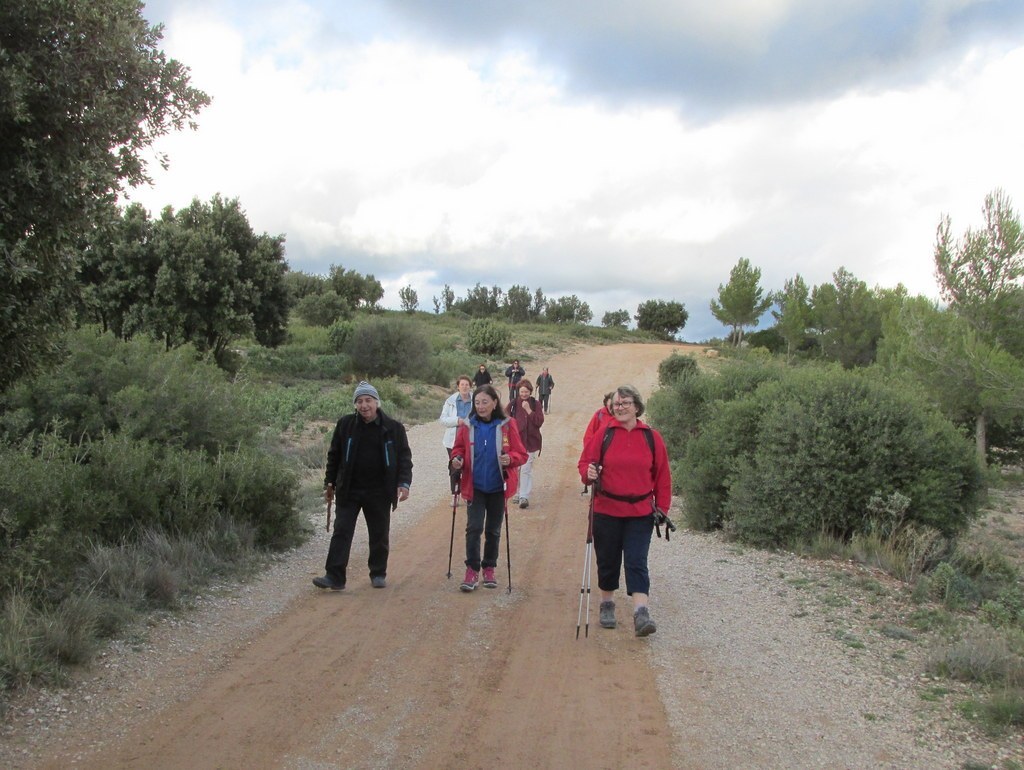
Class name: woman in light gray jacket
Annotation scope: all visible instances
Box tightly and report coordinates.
[439,375,473,493]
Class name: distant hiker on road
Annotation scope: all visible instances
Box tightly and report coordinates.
[440,375,474,493]
[472,363,493,388]
[508,379,544,509]
[450,385,527,592]
[535,367,555,413]
[504,359,526,402]
[578,385,671,637]
[315,381,413,592]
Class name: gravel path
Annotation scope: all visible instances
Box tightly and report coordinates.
[1,342,1020,769]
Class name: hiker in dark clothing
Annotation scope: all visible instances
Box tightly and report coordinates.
[315,381,413,591]
[535,368,554,413]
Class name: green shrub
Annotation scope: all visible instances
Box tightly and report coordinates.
[466,318,511,357]
[0,329,258,453]
[678,364,984,547]
[658,352,698,386]
[243,347,349,381]
[327,320,356,352]
[294,291,351,327]
[426,351,478,389]
[648,358,786,458]
[345,317,432,379]
[212,445,301,548]
[0,431,300,605]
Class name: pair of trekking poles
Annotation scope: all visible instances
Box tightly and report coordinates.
[575,468,676,638]
[445,473,513,594]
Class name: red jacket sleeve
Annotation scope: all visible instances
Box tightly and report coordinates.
[578,427,603,484]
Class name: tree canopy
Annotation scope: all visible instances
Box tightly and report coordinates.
[0,0,209,390]
[81,196,290,366]
[709,258,772,345]
[635,299,688,340]
[935,188,1024,358]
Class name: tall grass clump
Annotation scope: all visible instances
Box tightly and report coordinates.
[927,627,1024,687]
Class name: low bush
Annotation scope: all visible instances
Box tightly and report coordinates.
[676,363,984,547]
[927,628,1024,687]
[0,432,299,603]
[346,318,432,379]
[658,352,698,386]
[294,291,351,326]
[0,329,258,453]
[466,318,511,357]
[327,320,356,352]
[648,358,786,459]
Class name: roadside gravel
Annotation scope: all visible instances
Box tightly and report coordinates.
[650,534,1023,768]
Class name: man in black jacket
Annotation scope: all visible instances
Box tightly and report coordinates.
[314,381,413,591]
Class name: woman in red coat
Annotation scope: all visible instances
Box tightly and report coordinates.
[450,385,528,592]
[578,385,672,637]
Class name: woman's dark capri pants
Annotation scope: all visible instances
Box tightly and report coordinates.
[592,511,655,596]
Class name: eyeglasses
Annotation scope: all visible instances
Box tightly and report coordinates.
[612,400,634,409]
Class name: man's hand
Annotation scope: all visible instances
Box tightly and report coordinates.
[397,486,410,503]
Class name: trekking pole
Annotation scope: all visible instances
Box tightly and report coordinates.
[576,469,599,639]
[326,496,333,532]
[504,498,513,594]
[447,490,458,578]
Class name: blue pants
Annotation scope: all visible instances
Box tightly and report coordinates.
[593,513,654,595]
[465,490,505,571]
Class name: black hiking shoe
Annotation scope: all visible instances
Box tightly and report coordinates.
[599,600,616,629]
[371,575,386,588]
[313,575,345,591]
[634,606,657,637]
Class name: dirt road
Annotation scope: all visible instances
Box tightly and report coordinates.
[19,343,693,769]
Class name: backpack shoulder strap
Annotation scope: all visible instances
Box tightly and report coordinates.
[599,425,616,467]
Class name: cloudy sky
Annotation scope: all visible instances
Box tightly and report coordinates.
[129,0,1024,341]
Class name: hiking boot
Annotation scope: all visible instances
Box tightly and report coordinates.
[634,606,657,637]
[511,496,520,505]
[599,600,616,629]
[460,568,479,592]
[312,575,344,591]
[482,567,497,588]
[518,498,529,509]
[370,575,386,588]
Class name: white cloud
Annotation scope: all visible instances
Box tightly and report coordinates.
[128,2,1024,341]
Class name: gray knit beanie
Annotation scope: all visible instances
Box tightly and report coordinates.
[353,381,380,404]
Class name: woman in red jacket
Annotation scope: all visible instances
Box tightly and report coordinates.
[450,385,528,592]
[578,385,672,637]
[582,391,615,447]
